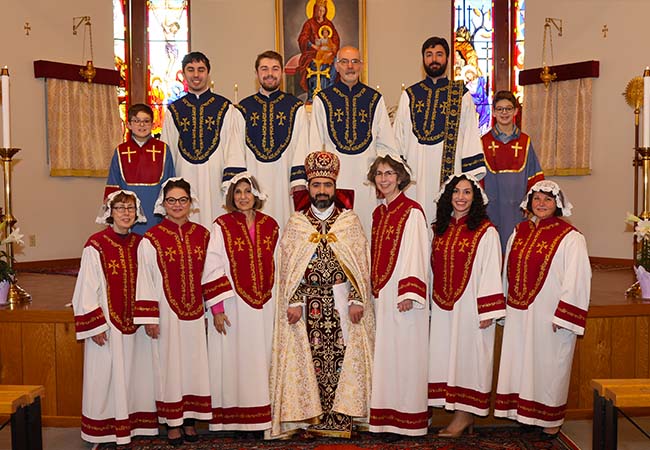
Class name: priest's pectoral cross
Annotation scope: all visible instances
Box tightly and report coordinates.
[194,246,204,261]
[234,237,245,251]
[165,247,177,262]
[415,100,425,113]
[263,236,272,251]
[121,147,137,163]
[358,109,368,123]
[204,116,216,131]
[457,238,470,253]
[511,142,522,158]
[250,112,260,127]
[334,108,344,123]
[146,145,161,162]
[536,240,549,254]
[276,111,286,126]
[179,117,191,132]
[108,259,120,275]
[488,141,499,156]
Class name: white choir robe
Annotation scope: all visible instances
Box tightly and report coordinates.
[228,105,309,229]
[495,229,591,427]
[394,90,485,224]
[428,226,505,416]
[370,208,429,436]
[135,239,212,426]
[73,246,157,445]
[161,104,241,228]
[202,223,275,431]
[310,94,399,237]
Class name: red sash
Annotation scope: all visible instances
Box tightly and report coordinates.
[432,217,492,310]
[87,228,142,334]
[371,193,424,297]
[506,217,575,309]
[216,212,279,309]
[117,137,167,185]
[482,132,530,173]
[145,219,209,320]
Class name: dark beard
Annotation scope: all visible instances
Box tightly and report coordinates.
[424,60,447,78]
[261,78,280,92]
[310,194,334,210]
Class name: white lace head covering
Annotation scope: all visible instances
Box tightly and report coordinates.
[520,179,573,217]
[153,177,200,216]
[433,173,489,205]
[224,172,268,200]
[95,190,147,225]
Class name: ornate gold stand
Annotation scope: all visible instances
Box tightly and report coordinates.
[0,148,31,304]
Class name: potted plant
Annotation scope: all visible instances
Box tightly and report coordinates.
[626,212,650,298]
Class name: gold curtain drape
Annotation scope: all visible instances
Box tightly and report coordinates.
[522,78,593,176]
[46,79,122,177]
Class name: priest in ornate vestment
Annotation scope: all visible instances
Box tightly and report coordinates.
[269,151,375,438]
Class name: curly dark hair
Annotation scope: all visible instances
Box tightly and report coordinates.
[434,175,488,234]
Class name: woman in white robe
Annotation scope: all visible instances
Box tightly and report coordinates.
[495,180,591,437]
[202,173,279,436]
[428,174,505,438]
[72,191,158,446]
[367,155,430,438]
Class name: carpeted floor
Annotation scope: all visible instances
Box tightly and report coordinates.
[116,427,576,450]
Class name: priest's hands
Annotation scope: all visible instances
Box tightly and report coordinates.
[91,332,107,346]
[145,324,159,339]
[214,313,231,334]
[397,299,413,312]
[287,306,303,324]
[349,304,364,323]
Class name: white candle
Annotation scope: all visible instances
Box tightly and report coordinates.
[1,66,9,148]
[642,67,650,148]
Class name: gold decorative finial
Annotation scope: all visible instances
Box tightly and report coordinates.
[625,77,644,110]
[540,66,557,89]
[80,60,96,83]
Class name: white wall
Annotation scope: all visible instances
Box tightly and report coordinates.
[1,0,641,260]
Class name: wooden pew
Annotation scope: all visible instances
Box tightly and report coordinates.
[0,385,45,450]
[591,379,650,450]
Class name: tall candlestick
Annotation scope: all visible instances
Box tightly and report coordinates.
[642,67,650,148]
[1,67,9,148]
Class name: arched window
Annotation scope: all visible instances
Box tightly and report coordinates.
[113,0,190,136]
[452,0,525,134]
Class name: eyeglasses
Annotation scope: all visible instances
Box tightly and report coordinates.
[375,170,397,177]
[130,118,152,125]
[164,196,190,205]
[494,106,515,113]
[112,206,136,213]
[337,58,362,66]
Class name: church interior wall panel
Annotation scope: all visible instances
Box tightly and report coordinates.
[0,323,23,384]
[610,316,638,379]
[635,316,650,377]
[577,317,611,409]
[55,323,83,417]
[21,322,57,416]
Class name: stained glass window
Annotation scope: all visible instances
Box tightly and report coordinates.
[112,0,190,137]
[147,0,189,136]
[452,0,525,134]
[113,0,128,135]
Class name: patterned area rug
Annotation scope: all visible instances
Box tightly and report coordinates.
[120,427,576,450]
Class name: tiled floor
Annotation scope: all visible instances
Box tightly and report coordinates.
[1,418,649,450]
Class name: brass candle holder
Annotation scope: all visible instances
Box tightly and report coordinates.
[0,147,31,304]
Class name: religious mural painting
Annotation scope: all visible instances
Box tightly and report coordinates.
[275,0,367,103]
[452,0,525,136]
[113,0,190,137]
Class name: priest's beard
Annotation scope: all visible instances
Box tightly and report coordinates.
[424,60,448,78]
[311,194,335,210]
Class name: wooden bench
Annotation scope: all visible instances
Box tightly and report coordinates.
[591,379,650,450]
[0,385,45,450]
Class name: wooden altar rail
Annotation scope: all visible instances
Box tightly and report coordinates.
[1,268,649,426]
